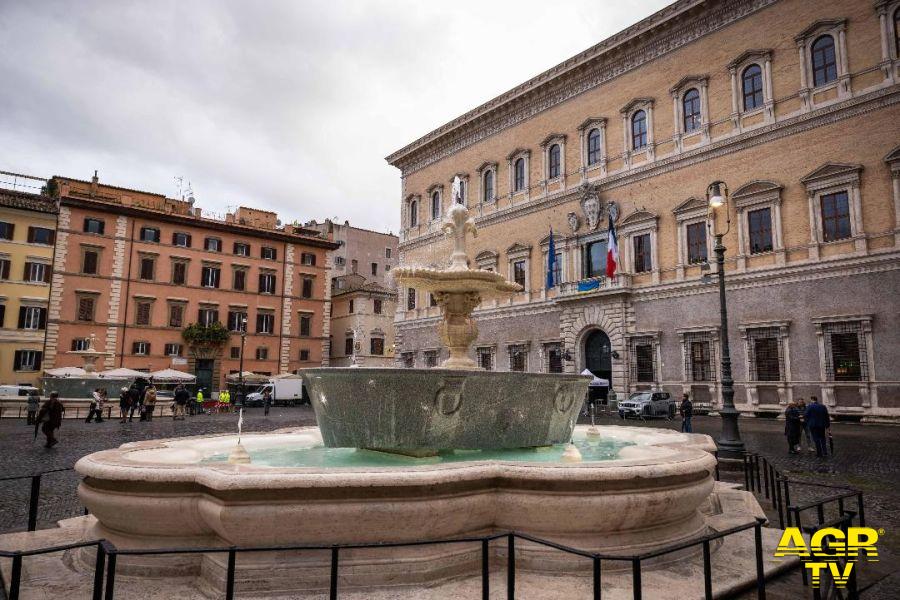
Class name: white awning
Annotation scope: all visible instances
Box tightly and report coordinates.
[44,366,88,377]
[97,368,148,379]
[149,368,196,382]
[580,369,609,387]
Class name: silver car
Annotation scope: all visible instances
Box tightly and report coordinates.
[618,391,676,420]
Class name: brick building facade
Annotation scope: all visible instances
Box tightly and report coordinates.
[44,174,339,393]
[389,0,900,419]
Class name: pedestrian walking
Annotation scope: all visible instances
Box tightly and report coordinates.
[784,402,802,454]
[128,384,141,422]
[143,385,157,421]
[679,393,693,433]
[118,387,131,423]
[263,387,272,417]
[803,395,831,458]
[35,392,65,448]
[173,384,189,420]
[26,390,40,425]
[796,398,813,452]
[85,388,104,423]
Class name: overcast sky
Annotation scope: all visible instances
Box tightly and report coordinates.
[0,0,670,233]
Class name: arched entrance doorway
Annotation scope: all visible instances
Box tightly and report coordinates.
[584,329,612,401]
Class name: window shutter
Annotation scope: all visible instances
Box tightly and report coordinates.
[44,266,51,283]
[132,342,139,354]
[23,262,31,280]
[214,268,220,288]
[18,306,26,328]
[27,228,34,243]
[0,260,8,279]
[185,234,192,248]
[172,232,178,245]
[34,352,42,371]
[38,308,47,329]
[0,304,5,327]
[13,351,21,371]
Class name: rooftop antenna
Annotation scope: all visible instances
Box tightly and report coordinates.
[186,181,195,204]
[174,176,184,200]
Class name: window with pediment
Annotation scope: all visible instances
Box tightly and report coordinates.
[795,20,849,107]
[728,50,774,126]
[620,99,654,163]
[800,163,865,257]
[732,180,785,269]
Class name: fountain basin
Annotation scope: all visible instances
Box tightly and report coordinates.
[301,368,590,453]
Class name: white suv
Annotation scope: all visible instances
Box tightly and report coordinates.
[617,391,676,420]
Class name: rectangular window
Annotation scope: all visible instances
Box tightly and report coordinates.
[302,277,313,299]
[407,288,416,310]
[747,208,773,254]
[825,324,866,382]
[71,338,90,351]
[424,350,438,368]
[371,262,378,276]
[140,227,160,243]
[164,343,183,357]
[686,222,708,264]
[24,262,50,283]
[821,191,851,242]
[429,293,437,307]
[348,299,354,314]
[345,337,354,356]
[201,265,221,288]
[83,218,105,234]
[228,346,240,359]
[259,272,276,294]
[545,343,563,373]
[509,344,528,372]
[370,337,384,355]
[261,246,277,260]
[687,338,714,382]
[227,311,247,332]
[0,222,14,240]
[373,299,382,314]
[301,252,316,266]
[478,348,494,371]
[81,249,99,275]
[232,268,246,291]
[513,260,526,288]
[635,344,655,382]
[256,312,274,334]
[139,257,155,281]
[198,308,219,326]
[135,301,152,326]
[172,232,191,247]
[255,347,269,360]
[204,237,222,252]
[402,352,415,368]
[168,303,184,328]
[132,341,150,356]
[171,261,187,285]
[633,233,651,273]
[0,258,10,279]
[351,259,358,273]
[335,256,346,267]
[385,248,392,259]
[77,297,95,322]
[233,242,250,256]
[27,227,55,245]
[299,349,310,361]
[19,306,46,330]
[752,335,781,381]
[13,350,42,372]
[585,240,607,278]
[299,315,311,337]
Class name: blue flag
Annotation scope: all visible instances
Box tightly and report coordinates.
[546,227,557,289]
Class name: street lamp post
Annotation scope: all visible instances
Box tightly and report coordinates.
[238,315,247,407]
[706,181,746,459]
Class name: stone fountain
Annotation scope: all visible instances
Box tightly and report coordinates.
[66,333,112,373]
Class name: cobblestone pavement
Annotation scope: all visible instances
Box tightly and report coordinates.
[1,408,897,597]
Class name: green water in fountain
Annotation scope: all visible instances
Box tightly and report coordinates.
[203,431,634,468]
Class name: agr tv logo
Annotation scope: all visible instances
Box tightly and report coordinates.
[774,526,881,588]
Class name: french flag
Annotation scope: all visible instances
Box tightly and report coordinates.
[606,212,619,278]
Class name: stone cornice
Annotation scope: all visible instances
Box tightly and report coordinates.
[399,85,900,253]
[386,0,777,175]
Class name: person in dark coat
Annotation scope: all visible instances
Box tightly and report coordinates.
[35,392,65,448]
[679,394,693,433]
[128,385,141,422]
[118,387,131,423]
[26,390,40,425]
[803,396,831,457]
[784,402,803,454]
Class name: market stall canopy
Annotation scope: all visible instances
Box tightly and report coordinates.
[98,367,148,379]
[580,369,609,387]
[44,366,88,377]
[149,368,196,383]
[226,371,269,383]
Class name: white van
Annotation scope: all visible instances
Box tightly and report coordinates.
[245,378,304,407]
[0,384,40,399]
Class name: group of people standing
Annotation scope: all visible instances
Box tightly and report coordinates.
[784,396,832,457]
[117,383,159,422]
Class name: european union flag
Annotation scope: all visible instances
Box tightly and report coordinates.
[546,228,557,289]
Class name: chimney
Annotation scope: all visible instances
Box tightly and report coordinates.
[90,170,99,197]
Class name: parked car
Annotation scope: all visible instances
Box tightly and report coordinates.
[0,384,40,399]
[618,391,675,420]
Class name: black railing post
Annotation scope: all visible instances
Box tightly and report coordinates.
[774,477,785,529]
[92,542,107,600]
[783,482,792,527]
[816,503,825,525]
[754,520,766,599]
[856,493,866,527]
[225,547,237,600]
[743,453,750,491]
[104,547,117,600]
[702,540,712,600]
[9,553,22,600]
[481,538,490,600]
[631,559,642,600]
[330,546,339,600]
[754,455,762,493]
[27,474,41,531]
[507,534,516,600]
[794,509,807,587]
[593,555,602,600]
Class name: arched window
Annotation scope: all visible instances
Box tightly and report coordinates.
[587,128,602,165]
[431,191,441,220]
[811,35,837,87]
[631,110,647,150]
[409,200,418,227]
[483,170,494,202]
[742,64,764,111]
[682,88,701,133]
[548,144,561,179]
[514,158,525,192]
